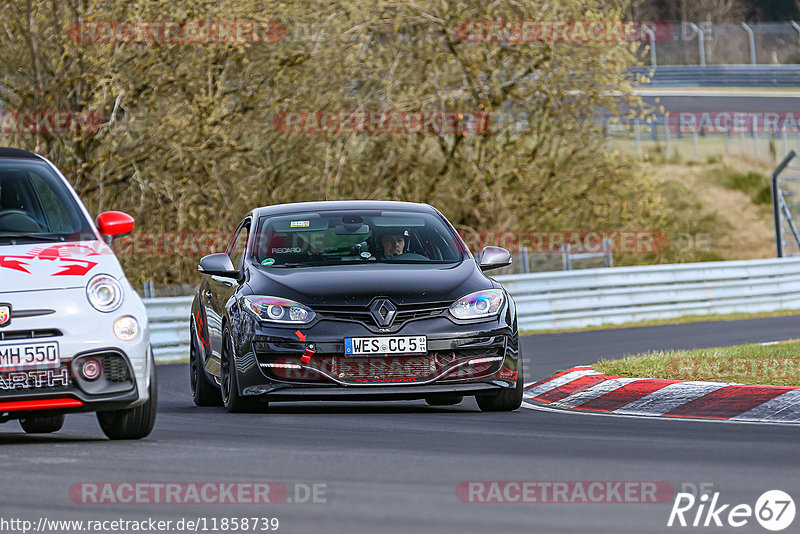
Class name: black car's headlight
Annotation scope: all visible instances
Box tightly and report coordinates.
[241,296,316,324]
[448,289,505,320]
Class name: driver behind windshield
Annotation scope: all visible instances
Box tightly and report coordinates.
[381,230,408,258]
[254,213,460,266]
[377,228,428,261]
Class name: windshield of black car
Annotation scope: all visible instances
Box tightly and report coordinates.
[0,159,93,244]
[252,210,466,267]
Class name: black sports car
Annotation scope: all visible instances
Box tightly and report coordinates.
[189,200,522,412]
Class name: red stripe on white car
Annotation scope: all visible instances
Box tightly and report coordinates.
[0,398,83,412]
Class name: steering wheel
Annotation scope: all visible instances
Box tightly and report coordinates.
[0,209,47,232]
[0,209,30,220]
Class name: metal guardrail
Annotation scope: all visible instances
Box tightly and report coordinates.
[496,257,800,331]
[145,296,193,363]
[145,256,800,361]
[631,65,800,87]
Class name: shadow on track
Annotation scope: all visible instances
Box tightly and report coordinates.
[161,402,483,415]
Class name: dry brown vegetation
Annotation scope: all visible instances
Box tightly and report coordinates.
[0,0,772,288]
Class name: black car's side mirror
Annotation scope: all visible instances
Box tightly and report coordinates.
[478,246,512,271]
[198,253,239,278]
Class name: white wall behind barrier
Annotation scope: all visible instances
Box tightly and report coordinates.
[144,257,800,362]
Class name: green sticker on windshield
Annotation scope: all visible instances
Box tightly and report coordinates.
[261,258,275,266]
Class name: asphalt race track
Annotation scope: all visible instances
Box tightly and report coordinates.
[3,316,800,533]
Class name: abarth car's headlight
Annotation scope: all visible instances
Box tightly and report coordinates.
[86,274,123,312]
[241,296,316,324]
[449,289,505,320]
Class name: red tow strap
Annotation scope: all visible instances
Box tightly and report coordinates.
[300,347,315,364]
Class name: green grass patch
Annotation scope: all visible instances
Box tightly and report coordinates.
[708,165,772,205]
[593,340,800,386]
[521,308,800,335]
[725,171,771,204]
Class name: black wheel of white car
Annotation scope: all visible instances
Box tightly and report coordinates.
[97,355,158,440]
[220,327,263,413]
[476,357,524,412]
[19,414,65,434]
[190,320,222,406]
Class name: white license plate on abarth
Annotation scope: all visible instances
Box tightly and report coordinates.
[0,341,60,371]
[344,336,427,356]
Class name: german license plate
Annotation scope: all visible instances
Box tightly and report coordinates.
[0,341,60,371]
[344,336,427,356]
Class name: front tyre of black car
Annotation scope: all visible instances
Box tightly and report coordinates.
[190,321,222,406]
[220,327,264,413]
[20,414,65,433]
[476,357,524,412]
[97,353,158,440]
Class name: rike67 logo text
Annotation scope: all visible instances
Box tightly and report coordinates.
[668,490,795,531]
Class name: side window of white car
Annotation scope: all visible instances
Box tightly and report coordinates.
[28,172,74,233]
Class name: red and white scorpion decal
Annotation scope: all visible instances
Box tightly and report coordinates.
[0,242,107,276]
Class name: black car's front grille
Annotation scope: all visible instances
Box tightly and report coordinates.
[395,307,449,322]
[313,306,372,323]
[258,347,503,385]
[0,329,62,341]
[314,301,450,330]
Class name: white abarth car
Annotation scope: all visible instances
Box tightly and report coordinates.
[0,147,155,439]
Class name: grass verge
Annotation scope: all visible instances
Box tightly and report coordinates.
[593,340,800,386]
[521,308,800,335]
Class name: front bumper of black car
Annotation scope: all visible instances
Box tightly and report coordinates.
[230,315,520,400]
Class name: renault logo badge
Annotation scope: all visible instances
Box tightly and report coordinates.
[369,299,397,328]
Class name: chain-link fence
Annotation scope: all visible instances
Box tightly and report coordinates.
[772,151,800,257]
[605,115,800,162]
[643,22,800,66]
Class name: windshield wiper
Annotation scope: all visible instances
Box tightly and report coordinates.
[268,263,317,268]
[267,259,373,268]
[0,233,66,243]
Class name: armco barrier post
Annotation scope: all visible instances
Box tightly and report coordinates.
[791,21,800,47]
[772,150,798,257]
[643,25,657,67]
[688,23,706,67]
[741,22,756,65]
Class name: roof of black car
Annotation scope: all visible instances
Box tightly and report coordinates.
[252,200,437,217]
[0,147,42,159]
